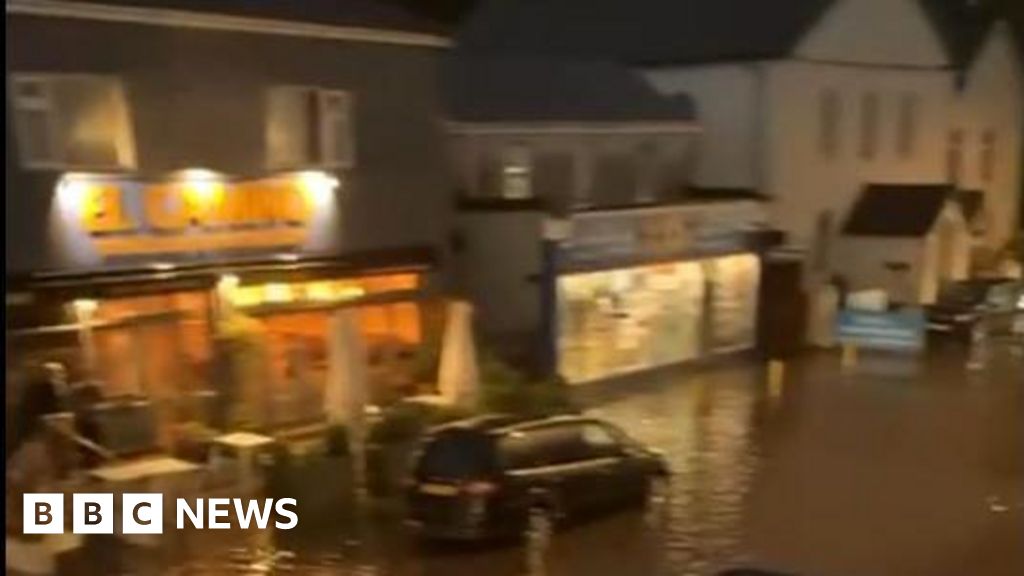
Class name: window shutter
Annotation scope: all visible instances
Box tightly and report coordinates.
[320,90,354,168]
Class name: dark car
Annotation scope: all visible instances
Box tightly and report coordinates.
[407,414,669,541]
[926,278,1022,342]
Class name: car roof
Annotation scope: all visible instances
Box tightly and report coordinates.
[430,413,595,436]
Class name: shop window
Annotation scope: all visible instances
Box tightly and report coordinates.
[980,130,996,184]
[557,261,705,383]
[9,73,136,170]
[706,254,761,353]
[818,88,841,159]
[500,145,532,199]
[896,93,919,159]
[266,86,354,170]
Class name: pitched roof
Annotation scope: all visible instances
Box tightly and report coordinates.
[457,0,834,65]
[842,184,955,237]
[66,0,449,35]
[444,56,696,123]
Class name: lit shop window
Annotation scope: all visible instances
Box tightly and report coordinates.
[500,145,533,199]
[226,274,418,309]
[10,73,136,170]
[266,86,354,170]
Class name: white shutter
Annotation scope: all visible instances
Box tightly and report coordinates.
[319,90,354,168]
[10,74,134,170]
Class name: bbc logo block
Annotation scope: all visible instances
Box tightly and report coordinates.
[24,493,164,534]
[22,494,298,534]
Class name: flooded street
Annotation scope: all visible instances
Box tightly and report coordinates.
[83,346,1023,576]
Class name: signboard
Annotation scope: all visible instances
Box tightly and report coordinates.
[55,170,337,256]
[562,202,766,269]
[836,308,926,352]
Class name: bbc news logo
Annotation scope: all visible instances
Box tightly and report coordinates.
[24,494,298,534]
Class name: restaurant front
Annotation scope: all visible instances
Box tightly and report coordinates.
[551,201,768,384]
[6,169,440,447]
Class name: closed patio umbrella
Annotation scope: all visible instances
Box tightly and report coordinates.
[324,309,368,430]
[437,300,480,410]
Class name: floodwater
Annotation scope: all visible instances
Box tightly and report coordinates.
[77,345,1024,576]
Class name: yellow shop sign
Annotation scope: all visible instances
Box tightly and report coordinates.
[56,170,338,256]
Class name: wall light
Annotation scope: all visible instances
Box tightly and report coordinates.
[295,171,339,209]
[178,168,225,208]
[72,298,99,317]
[56,173,100,217]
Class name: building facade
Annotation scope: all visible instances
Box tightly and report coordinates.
[444,55,773,382]
[5,0,453,437]
[458,0,1023,304]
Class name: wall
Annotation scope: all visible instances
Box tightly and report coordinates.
[761,60,953,248]
[953,22,1024,250]
[644,64,762,189]
[5,14,452,274]
[455,210,544,339]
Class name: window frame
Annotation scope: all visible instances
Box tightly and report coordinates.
[980,129,997,184]
[896,93,919,159]
[9,72,137,171]
[818,88,842,159]
[858,91,880,161]
[265,85,355,171]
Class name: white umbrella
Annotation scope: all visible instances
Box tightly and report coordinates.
[437,300,480,410]
[324,309,368,430]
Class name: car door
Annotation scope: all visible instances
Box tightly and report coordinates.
[579,421,651,508]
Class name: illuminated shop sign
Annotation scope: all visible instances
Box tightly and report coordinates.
[564,203,766,268]
[55,169,338,256]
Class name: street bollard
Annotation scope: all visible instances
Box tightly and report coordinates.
[967,318,989,372]
[841,344,858,371]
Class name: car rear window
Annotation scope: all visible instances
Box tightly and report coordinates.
[416,430,497,480]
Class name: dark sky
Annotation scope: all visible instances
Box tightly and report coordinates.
[388,0,1023,55]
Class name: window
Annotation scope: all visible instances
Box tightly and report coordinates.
[947,129,964,185]
[818,89,841,158]
[500,145,532,199]
[897,93,919,158]
[9,74,135,170]
[266,86,354,170]
[859,92,879,160]
[980,130,996,183]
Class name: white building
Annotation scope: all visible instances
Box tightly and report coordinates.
[458,0,1023,303]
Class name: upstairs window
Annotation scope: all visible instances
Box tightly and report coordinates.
[896,93,919,159]
[500,145,532,199]
[266,86,354,170]
[980,130,996,184]
[818,88,841,159]
[9,74,136,170]
[858,92,879,160]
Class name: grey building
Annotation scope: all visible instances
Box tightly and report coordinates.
[5,0,454,423]
[442,52,774,382]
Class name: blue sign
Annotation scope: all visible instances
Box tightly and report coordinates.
[837,309,926,352]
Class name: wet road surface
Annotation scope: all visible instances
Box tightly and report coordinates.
[97,346,1024,576]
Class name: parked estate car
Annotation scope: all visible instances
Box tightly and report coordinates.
[407,414,669,541]
[926,278,1023,342]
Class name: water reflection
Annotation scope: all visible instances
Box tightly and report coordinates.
[78,348,1023,576]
